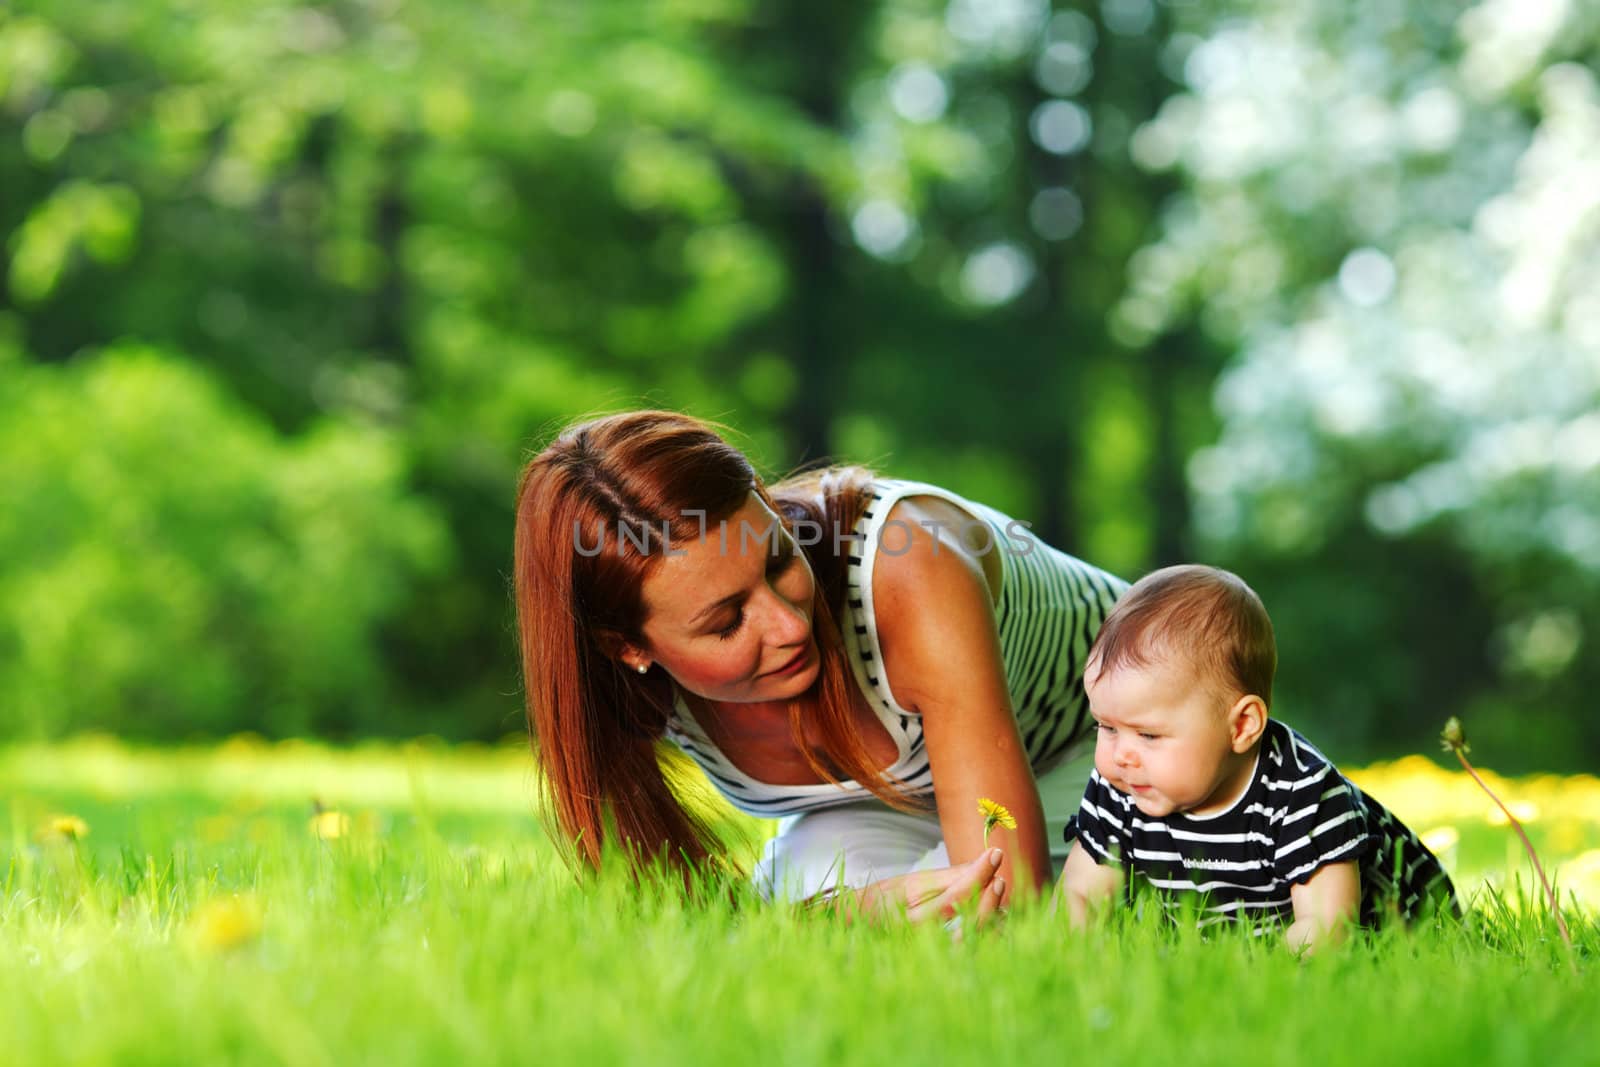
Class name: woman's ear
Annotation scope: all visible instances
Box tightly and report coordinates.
[593,628,649,672]
[1227,694,1268,753]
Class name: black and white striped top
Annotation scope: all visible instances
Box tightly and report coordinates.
[1071,719,1458,931]
[664,478,1127,818]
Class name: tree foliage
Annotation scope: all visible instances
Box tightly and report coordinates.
[1122,0,1600,763]
[2,0,1595,767]
[0,343,446,738]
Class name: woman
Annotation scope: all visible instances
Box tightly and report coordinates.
[513,410,1125,912]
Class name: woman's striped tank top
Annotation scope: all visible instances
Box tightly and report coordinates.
[664,478,1128,818]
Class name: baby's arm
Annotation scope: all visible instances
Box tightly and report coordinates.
[1286,861,1360,954]
[1057,840,1124,927]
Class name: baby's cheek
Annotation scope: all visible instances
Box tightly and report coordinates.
[1091,740,1115,778]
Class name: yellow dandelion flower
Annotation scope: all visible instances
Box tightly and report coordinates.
[187,895,263,953]
[1486,800,1540,826]
[35,814,89,843]
[197,814,238,844]
[978,797,1016,847]
[1559,850,1600,911]
[1420,825,1460,855]
[309,810,350,840]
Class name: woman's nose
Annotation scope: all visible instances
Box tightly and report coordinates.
[758,584,810,644]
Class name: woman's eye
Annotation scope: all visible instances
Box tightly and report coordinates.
[716,610,745,640]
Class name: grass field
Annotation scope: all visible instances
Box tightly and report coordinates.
[3,735,1597,1066]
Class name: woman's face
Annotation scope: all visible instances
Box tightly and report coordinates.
[633,492,820,704]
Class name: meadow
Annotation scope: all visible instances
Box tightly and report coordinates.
[3,735,1597,1066]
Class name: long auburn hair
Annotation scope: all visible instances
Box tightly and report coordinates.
[513,410,914,875]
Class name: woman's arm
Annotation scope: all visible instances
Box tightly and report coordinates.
[871,503,1052,898]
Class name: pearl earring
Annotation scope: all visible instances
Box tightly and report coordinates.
[636,663,649,674]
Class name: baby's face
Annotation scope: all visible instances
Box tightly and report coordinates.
[1085,657,1243,819]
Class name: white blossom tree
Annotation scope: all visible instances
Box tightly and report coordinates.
[1119,0,1600,763]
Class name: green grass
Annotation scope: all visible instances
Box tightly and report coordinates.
[3,737,1597,1066]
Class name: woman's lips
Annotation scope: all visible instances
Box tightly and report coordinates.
[766,644,811,676]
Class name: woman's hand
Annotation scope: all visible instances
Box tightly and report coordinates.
[816,848,1007,928]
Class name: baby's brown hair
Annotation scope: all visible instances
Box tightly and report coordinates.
[1088,564,1276,709]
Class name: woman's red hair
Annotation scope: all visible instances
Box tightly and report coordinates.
[513,410,911,876]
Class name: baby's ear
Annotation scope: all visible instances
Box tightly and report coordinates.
[1227,694,1268,753]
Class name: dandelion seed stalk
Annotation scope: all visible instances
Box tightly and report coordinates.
[1440,716,1574,963]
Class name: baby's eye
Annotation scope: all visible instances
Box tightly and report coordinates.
[1137,732,1159,741]
[1095,722,1114,734]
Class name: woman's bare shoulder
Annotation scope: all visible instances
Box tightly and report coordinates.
[868,497,1005,713]
[873,495,1002,607]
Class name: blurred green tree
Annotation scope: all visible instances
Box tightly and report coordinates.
[3,0,1191,741]
[7,0,1590,769]
[1,0,855,737]
[0,343,447,738]
[1117,0,1600,766]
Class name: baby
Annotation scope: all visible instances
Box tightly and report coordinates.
[1058,565,1457,951]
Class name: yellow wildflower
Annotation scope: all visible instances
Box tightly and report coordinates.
[35,814,89,843]
[1420,825,1460,855]
[197,814,238,844]
[978,797,1016,847]
[1560,850,1600,910]
[309,810,350,840]
[1486,800,1540,826]
[187,894,263,953]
